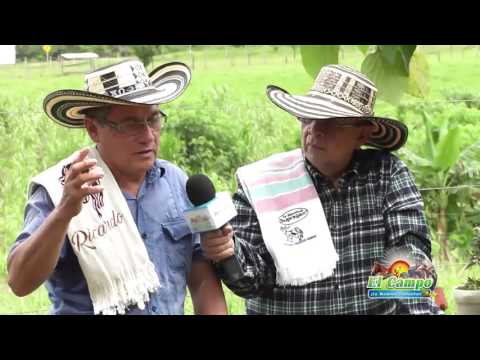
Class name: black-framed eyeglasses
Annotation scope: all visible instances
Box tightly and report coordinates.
[99,112,166,136]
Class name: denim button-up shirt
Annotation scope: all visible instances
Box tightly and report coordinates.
[10,159,202,315]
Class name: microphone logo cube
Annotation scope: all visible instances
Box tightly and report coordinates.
[183,192,237,233]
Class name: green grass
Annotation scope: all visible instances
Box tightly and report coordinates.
[0,277,51,315]
[2,46,480,118]
[184,286,246,315]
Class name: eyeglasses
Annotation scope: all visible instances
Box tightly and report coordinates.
[298,118,372,128]
[99,113,166,136]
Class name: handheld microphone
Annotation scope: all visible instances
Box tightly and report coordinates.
[184,174,243,281]
[184,174,237,233]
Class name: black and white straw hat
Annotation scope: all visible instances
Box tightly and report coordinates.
[266,64,408,151]
[43,59,191,128]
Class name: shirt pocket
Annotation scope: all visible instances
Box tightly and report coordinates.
[161,218,194,274]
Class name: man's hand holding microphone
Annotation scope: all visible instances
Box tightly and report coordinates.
[200,225,234,263]
[184,174,243,281]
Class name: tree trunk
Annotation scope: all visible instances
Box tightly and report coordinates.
[438,206,450,262]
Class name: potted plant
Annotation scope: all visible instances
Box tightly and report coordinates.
[454,227,480,314]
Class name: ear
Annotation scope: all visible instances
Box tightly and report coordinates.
[355,124,375,147]
[84,118,101,143]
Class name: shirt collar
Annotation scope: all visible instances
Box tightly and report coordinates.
[145,160,165,184]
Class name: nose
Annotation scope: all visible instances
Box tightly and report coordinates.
[136,122,156,142]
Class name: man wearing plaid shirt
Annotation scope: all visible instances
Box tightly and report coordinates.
[201,65,441,315]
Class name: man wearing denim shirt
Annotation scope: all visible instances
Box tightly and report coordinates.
[7,60,227,315]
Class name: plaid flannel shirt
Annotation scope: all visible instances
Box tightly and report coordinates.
[218,149,442,315]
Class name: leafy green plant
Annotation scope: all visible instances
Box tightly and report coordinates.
[161,86,299,192]
[442,90,480,110]
[459,228,480,290]
[300,45,429,104]
[399,102,480,262]
[463,277,480,290]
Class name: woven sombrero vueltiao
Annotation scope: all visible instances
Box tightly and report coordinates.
[43,59,191,128]
[266,64,408,151]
